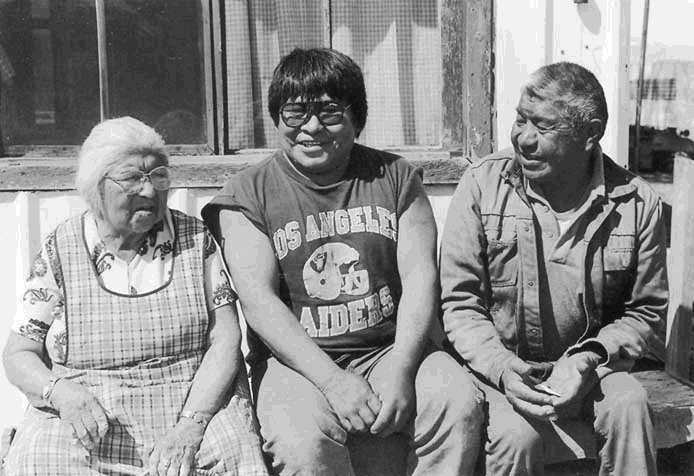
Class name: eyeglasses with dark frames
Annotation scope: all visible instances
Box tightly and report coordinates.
[279,101,351,128]
[104,166,171,195]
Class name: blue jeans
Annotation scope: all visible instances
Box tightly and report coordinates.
[478,372,656,476]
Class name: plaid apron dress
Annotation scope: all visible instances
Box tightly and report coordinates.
[6,210,268,475]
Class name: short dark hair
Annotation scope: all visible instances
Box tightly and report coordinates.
[525,62,608,137]
[268,48,368,136]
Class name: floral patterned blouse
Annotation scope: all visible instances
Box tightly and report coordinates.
[11,209,237,364]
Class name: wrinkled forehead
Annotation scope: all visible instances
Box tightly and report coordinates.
[108,153,167,173]
[522,75,565,103]
[520,80,569,117]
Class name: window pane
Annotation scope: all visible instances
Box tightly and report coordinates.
[1,0,100,147]
[0,0,209,152]
[332,0,442,147]
[105,0,208,145]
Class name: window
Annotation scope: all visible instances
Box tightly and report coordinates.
[2,0,443,156]
[0,0,214,155]
[1,0,488,169]
[630,78,677,101]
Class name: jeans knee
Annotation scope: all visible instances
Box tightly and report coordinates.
[616,384,649,414]
[416,352,484,431]
[602,374,649,412]
[447,378,484,427]
[488,420,543,466]
[262,416,350,475]
[596,374,651,435]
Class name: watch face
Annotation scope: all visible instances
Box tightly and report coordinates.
[181,410,210,428]
[42,377,61,406]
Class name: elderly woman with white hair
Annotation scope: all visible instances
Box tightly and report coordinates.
[2,117,268,476]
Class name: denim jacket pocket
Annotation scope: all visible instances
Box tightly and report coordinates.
[486,236,518,286]
[603,233,635,272]
[483,214,518,286]
[603,233,635,312]
[490,293,519,350]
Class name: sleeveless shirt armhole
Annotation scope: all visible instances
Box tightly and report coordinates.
[396,162,425,218]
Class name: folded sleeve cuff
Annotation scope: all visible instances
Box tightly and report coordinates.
[566,339,609,365]
[485,351,517,389]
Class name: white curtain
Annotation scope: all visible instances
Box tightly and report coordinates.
[332,0,441,147]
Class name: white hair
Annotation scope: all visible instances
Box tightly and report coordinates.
[76,117,168,218]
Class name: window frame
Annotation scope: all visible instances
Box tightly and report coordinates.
[2,0,219,158]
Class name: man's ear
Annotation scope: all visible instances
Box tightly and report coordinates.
[584,118,604,152]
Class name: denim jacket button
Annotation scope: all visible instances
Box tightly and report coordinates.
[528,281,535,287]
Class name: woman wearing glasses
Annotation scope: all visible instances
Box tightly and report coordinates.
[2,117,268,476]
[202,48,483,476]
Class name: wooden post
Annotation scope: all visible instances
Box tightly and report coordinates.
[441,0,494,160]
[463,1,494,161]
[633,0,651,172]
[665,155,694,380]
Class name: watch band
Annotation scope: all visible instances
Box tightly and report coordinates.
[179,410,212,429]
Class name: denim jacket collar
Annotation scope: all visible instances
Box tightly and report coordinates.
[501,148,637,206]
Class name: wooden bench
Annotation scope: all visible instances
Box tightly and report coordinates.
[635,370,694,449]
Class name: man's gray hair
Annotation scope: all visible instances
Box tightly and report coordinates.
[525,62,608,138]
[76,116,168,218]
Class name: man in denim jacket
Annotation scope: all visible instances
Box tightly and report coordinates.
[440,62,668,476]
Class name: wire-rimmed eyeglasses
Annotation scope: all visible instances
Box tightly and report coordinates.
[104,166,171,195]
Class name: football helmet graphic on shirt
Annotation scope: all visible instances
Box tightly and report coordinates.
[303,243,370,301]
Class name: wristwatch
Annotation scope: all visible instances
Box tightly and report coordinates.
[179,410,212,429]
[41,376,62,406]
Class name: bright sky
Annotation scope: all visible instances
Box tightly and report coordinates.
[631,0,694,49]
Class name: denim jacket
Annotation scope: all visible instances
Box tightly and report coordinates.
[440,148,668,387]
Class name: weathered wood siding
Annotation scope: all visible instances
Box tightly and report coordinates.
[666,157,694,380]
